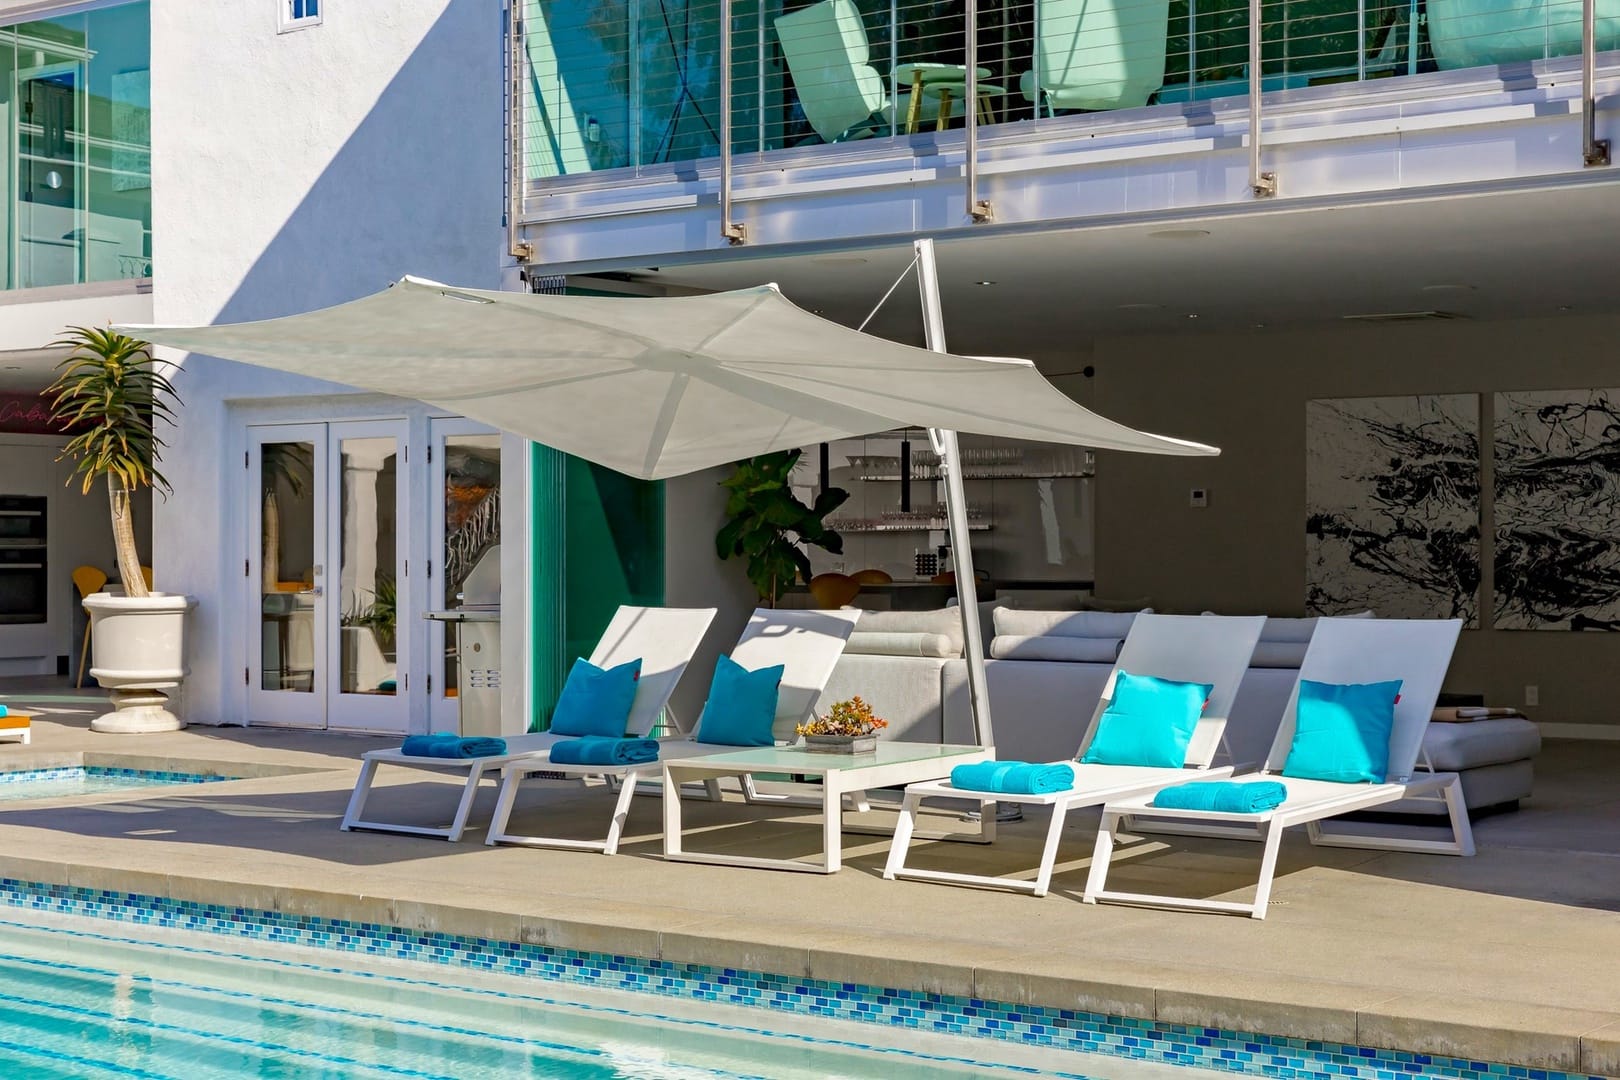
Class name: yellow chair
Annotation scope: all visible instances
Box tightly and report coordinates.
[72,566,110,689]
[140,565,154,590]
[850,568,893,585]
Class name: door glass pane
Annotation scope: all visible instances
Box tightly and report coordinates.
[259,441,316,693]
[442,436,502,698]
[338,437,399,696]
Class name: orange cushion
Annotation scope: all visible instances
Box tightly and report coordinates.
[0,713,31,729]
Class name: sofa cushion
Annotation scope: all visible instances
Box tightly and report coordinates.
[846,631,958,658]
[851,608,964,656]
[990,634,1123,663]
[995,608,1145,640]
[1421,716,1541,772]
[1249,641,1309,669]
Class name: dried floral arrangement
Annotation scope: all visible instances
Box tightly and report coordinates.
[797,696,888,738]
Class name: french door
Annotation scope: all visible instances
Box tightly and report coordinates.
[246,421,411,733]
[426,419,503,734]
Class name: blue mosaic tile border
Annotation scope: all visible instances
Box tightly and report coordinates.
[0,766,232,787]
[0,879,1603,1080]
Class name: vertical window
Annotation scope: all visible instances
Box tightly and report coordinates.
[3,0,152,292]
[278,0,322,33]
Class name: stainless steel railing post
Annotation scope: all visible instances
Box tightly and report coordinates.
[1584,0,1611,167]
[720,0,748,243]
[966,0,992,221]
[1249,0,1277,196]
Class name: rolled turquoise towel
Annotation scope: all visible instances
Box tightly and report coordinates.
[550,736,660,766]
[950,761,1075,795]
[0,704,8,717]
[400,733,507,759]
[1151,780,1287,814]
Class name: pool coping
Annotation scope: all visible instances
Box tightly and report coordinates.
[0,851,1613,1077]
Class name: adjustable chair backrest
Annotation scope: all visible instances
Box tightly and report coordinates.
[1025,0,1172,111]
[588,606,720,737]
[731,607,860,742]
[775,0,886,142]
[1078,613,1266,768]
[1263,617,1463,782]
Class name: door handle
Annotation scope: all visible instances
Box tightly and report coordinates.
[299,586,324,597]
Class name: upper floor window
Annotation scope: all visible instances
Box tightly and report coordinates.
[3,0,152,293]
[278,0,321,33]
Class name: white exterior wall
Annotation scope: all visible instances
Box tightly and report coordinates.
[150,0,507,724]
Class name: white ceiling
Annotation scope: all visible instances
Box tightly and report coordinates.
[620,181,1620,355]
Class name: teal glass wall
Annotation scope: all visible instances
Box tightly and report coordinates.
[1,1,151,292]
[529,444,665,731]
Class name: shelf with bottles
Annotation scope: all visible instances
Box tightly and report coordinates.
[827,503,990,534]
[842,445,1095,482]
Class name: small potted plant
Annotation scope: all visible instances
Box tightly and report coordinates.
[48,326,194,733]
[796,696,888,754]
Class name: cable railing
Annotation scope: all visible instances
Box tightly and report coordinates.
[516,0,1617,211]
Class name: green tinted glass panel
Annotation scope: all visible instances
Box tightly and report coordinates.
[529,444,665,731]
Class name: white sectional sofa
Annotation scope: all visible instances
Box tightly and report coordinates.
[814,607,967,743]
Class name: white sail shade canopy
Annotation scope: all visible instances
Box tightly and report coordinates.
[122,275,1217,480]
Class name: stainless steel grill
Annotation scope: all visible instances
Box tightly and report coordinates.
[423,545,501,737]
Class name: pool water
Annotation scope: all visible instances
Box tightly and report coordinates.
[0,767,231,803]
[0,913,1202,1080]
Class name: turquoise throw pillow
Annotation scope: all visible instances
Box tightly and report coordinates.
[1080,670,1214,768]
[549,657,642,738]
[696,654,785,747]
[1281,678,1402,784]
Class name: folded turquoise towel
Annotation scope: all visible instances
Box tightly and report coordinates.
[549,736,660,766]
[400,733,507,759]
[950,761,1075,795]
[1151,780,1287,814]
[0,704,7,717]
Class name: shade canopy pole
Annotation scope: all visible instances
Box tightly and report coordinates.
[914,237,994,750]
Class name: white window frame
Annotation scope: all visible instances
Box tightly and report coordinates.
[277,0,322,34]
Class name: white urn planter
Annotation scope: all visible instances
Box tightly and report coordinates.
[83,592,197,733]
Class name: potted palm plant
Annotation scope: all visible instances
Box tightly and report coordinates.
[48,327,195,733]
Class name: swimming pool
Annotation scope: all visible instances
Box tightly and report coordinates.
[0,766,233,803]
[0,911,1197,1079]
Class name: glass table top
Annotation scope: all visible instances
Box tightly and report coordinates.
[672,742,987,772]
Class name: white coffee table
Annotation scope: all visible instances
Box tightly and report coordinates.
[662,742,993,874]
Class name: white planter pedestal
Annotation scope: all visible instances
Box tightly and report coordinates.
[83,592,197,733]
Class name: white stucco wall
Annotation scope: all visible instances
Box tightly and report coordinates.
[150,0,506,723]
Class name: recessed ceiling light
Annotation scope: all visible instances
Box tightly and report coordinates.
[1117,302,1162,311]
[1148,228,1211,241]
[975,280,996,286]
[1557,305,1574,312]
[1185,313,1201,319]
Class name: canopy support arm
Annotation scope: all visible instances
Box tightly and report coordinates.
[915,238,994,751]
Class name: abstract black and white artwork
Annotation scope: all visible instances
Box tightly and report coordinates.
[1306,395,1480,624]
[1494,390,1620,630]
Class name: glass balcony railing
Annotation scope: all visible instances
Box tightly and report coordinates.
[520,0,1619,183]
[1,0,152,292]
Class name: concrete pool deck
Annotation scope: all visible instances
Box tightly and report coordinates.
[0,689,1616,1075]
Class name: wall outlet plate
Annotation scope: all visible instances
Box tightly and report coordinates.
[1189,488,1209,508]
[1524,685,1539,707]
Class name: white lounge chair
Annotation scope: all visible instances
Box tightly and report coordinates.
[883,613,1266,896]
[339,605,718,841]
[485,606,860,854]
[775,0,888,143]
[1084,617,1474,919]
